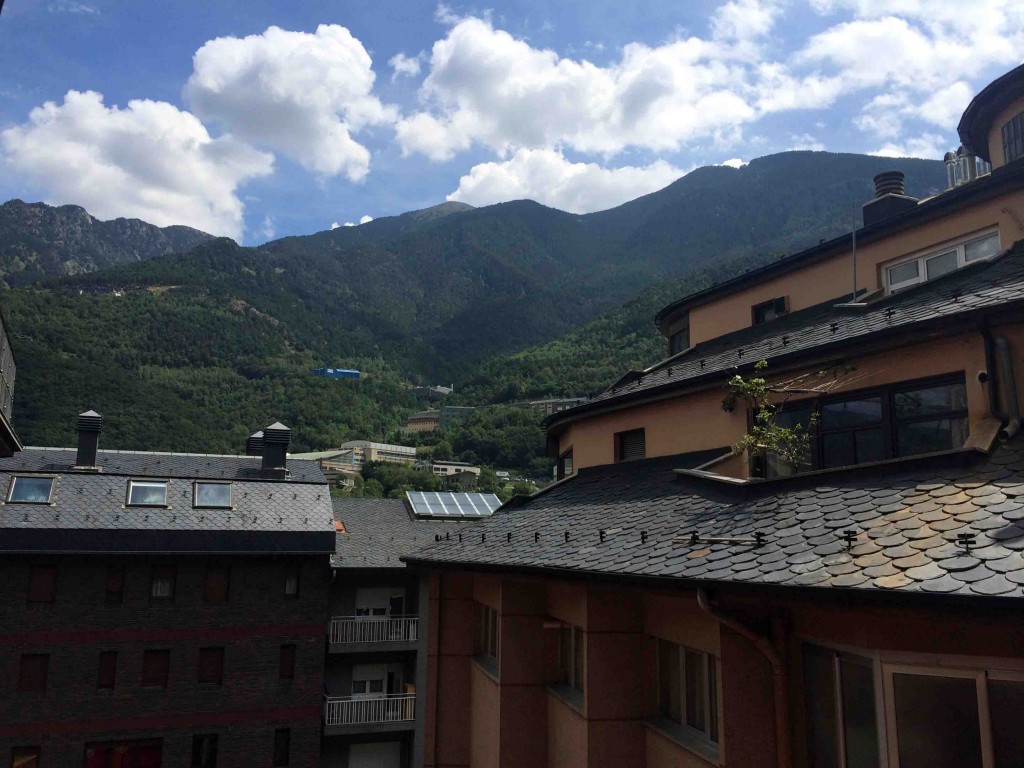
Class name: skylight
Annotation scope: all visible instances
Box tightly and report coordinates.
[194,481,231,508]
[128,480,168,507]
[8,476,55,504]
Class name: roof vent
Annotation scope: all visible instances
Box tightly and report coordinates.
[862,170,918,227]
[75,410,102,469]
[245,430,264,456]
[260,422,291,479]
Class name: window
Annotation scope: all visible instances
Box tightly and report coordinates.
[283,564,300,598]
[194,481,231,508]
[27,566,56,604]
[97,651,117,690]
[1002,110,1024,165]
[557,448,573,480]
[753,296,788,325]
[105,565,125,606]
[197,647,224,686]
[10,747,40,768]
[615,428,646,462]
[279,644,296,680]
[351,678,384,695]
[670,326,690,356]
[141,649,170,688]
[203,564,230,604]
[17,654,49,693]
[657,640,718,746]
[127,479,168,507]
[765,375,968,477]
[83,740,162,768]
[272,728,290,768]
[150,565,175,601]
[191,734,218,768]
[8,476,54,504]
[803,644,880,768]
[477,604,499,662]
[885,231,1000,291]
[557,624,585,693]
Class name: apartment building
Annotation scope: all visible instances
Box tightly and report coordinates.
[0,414,335,768]
[405,64,1024,768]
[322,493,497,768]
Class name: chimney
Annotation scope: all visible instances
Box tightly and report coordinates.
[944,151,959,189]
[75,410,102,469]
[862,170,918,227]
[245,430,264,456]
[260,422,291,479]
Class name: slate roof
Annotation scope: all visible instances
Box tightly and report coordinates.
[405,440,1024,600]
[0,448,335,554]
[332,497,471,569]
[550,243,1024,427]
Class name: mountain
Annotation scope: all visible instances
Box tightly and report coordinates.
[0,199,214,285]
[0,151,948,453]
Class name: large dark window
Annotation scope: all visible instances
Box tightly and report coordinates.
[668,313,690,356]
[656,639,718,746]
[615,428,646,462]
[17,654,48,693]
[557,448,573,480]
[191,734,218,768]
[83,739,162,768]
[556,624,585,693]
[272,729,290,768]
[203,564,230,604]
[476,603,499,663]
[283,564,300,598]
[752,296,788,325]
[765,375,968,477]
[279,644,296,680]
[803,644,879,768]
[197,648,224,686]
[27,566,57,604]
[105,565,125,606]
[97,651,117,690]
[1002,110,1024,165]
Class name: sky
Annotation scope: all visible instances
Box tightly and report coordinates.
[1,1,1022,244]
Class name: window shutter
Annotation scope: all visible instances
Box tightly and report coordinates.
[773,296,789,315]
[618,429,646,462]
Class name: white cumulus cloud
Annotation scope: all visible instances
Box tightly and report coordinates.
[186,25,397,181]
[331,221,341,230]
[0,90,273,239]
[359,215,374,224]
[447,148,685,213]
[389,52,423,81]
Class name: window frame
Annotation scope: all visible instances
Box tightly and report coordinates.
[272,728,290,768]
[752,296,788,326]
[883,229,1000,293]
[150,565,176,602]
[765,373,968,477]
[7,475,56,504]
[655,639,720,753]
[476,603,499,668]
[615,428,646,463]
[10,746,41,768]
[556,448,573,480]
[283,563,300,598]
[556,623,585,694]
[279,644,296,680]
[126,479,169,507]
[97,651,117,690]
[197,647,224,687]
[1002,110,1024,165]
[191,734,218,768]
[193,481,232,509]
[16,654,49,693]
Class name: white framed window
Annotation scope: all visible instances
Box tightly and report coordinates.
[8,476,55,504]
[127,480,168,507]
[884,230,1000,292]
[193,481,231,508]
[657,639,719,747]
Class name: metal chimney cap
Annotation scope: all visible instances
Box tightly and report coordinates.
[77,410,102,431]
[263,422,292,444]
[872,170,906,198]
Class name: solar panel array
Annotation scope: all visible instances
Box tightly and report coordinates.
[406,491,501,518]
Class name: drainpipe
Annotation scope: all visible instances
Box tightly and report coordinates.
[981,325,1022,441]
[697,588,793,768]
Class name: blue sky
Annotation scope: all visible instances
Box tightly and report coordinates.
[1,0,1022,244]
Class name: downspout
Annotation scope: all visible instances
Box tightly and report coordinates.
[697,588,793,768]
[981,324,1022,440]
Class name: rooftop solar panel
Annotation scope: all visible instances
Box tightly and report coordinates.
[406,491,501,518]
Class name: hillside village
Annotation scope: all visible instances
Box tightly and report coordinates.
[2,4,1024,767]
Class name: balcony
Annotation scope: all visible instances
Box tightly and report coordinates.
[323,694,416,735]
[329,615,419,652]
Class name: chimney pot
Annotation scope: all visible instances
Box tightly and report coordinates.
[75,410,102,468]
[245,430,264,456]
[260,422,291,479]
[873,170,905,198]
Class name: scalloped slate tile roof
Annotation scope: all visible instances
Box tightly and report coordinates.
[405,441,1024,599]
[332,497,472,569]
[560,244,1024,416]
[0,448,334,554]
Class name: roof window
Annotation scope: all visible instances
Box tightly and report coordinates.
[127,480,168,507]
[7,476,55,504]
[193,481,231,509]
[752,296,788,325]
[885,231,1000,292]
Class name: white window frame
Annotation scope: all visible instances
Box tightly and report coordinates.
[7,475,56,504]
[883,229,1000,293]
[192,481,232,509]
[656,639,721,750]
[127,479,168,507]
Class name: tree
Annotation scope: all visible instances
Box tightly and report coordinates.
[363,478,384,498]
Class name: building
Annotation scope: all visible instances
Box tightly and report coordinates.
[438,406,475,430]
[428,461,481,479]
[322,492,498,768]
[404,64,1024,768]
[0,414,335,767]
[314,368,361,380]
[517,397,590,417]
[401,411,440,435]
[291,442,418,480]
[411,386,453,402]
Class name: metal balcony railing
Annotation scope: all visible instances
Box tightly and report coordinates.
[329,615,418,645]
[324,694,416,726]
